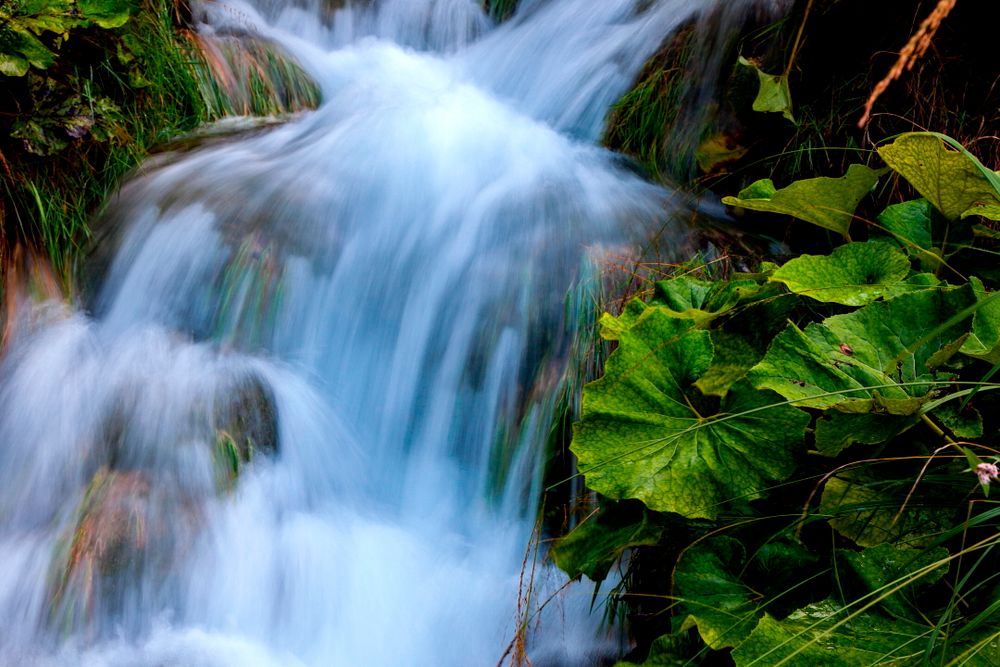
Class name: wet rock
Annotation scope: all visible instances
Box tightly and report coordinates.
[212,372,279,488]
[48,468,151,624]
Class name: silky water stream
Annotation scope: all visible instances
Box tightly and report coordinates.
[0,1,754,664]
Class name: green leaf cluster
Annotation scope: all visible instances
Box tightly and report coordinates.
[0,0,135,77]
[559,133,1000,666]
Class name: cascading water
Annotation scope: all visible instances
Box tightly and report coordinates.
[0,1,754,664]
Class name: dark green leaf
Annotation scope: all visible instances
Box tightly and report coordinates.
[841,543,949,619]
[694,331,761,398]
[878,199,934,253]
[572,308,809,519]
[814,412,919,457]
[552,506,662,583]
[820,473,954,548]
[732,599,930,666]
[936,402,983,439]
[675,537,761,649]
[613,633,695,666]
[960,277,1000,363]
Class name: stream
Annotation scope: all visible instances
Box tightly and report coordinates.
[0,1,750,664]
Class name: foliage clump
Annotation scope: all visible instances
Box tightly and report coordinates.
[0,0,210,276]
[0,0,320,283]
[562,127,1000,665]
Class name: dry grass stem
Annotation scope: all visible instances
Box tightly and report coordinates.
[858,0,957,127]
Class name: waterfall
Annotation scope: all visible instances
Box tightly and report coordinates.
[0,1,752,664]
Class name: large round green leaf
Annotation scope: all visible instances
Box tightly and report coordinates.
[675,537,762,649]
[749,285,976,410]
[572,307,809,519]
[770,241,910,306]
[878,133,1000,221]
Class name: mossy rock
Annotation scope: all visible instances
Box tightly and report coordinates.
[47,467,151,624]
[212,371,279,488]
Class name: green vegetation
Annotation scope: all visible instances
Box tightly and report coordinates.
[0,0,319,285]
[482,0,517,22]
[558,130,1000,665]
[0,0,207,276]
[556,1,1000,664]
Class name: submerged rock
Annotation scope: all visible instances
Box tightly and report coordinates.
[212,371,279,489]
[47,468,152,626]
[44,370,279,632]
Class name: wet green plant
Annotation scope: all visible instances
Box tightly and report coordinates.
[556,133,1000,665]
[483,0,517,22]
[0,0,208,276]
[186,31,320,119]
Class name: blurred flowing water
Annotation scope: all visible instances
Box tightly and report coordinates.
[0,1,753,664]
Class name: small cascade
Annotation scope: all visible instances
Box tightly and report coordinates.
[0,1,759,664]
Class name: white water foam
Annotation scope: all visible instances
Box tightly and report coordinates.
[0,1,755,664]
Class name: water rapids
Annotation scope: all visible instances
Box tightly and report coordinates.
[0,0,756,664]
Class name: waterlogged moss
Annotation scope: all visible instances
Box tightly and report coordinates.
[47,467,151,623]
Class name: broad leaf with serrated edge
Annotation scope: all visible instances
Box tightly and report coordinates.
[695,331,761,397]
[770,241,909,306]
[878,199,934,253]
[732,599,930,667]
[820,474,955,548]
[842,543,949,619]
[749,285,975,410]
[572,307,808,519]
[552,505,662,583]
[600,276,772,340]
[722,164,884,238]
[675,537,761,649]
[814,412,918,457]
[960,277,1000,362]
[878,132,1000,220]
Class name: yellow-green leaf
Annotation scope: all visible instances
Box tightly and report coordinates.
[738,56,794,123]
[769,241,910,306]
[878,132,1000,220]
[722,164,885,238]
